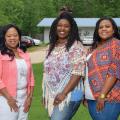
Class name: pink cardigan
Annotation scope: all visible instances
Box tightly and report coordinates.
[0,48,35,97]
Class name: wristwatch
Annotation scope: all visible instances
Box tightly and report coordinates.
[99,93,106,99]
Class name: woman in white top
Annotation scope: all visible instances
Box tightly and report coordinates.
[0,24,35,120]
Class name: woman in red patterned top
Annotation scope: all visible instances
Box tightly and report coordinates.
[85,17,120,120]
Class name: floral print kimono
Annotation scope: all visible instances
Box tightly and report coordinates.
[42,41,86,116]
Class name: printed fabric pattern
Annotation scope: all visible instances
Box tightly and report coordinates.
[43,41,86,116]
[88,38,120,102]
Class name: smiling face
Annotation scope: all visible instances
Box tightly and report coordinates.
[98,20,114,42]
[5,27,20,50]
[57,19,71,41]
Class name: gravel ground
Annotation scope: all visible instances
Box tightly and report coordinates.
[29,47,46,64]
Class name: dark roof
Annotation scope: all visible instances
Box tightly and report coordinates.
[37,18,120,27]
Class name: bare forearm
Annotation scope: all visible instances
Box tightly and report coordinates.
[96,75,117,111]
[62,75,81,95]
[28,86,34,98]
[0,88,12,100]
[101,75,117,96]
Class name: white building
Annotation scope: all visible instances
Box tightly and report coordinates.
[37,18,120,45]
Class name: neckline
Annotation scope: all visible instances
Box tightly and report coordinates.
[15,58,24,60]
[96,37,114,50]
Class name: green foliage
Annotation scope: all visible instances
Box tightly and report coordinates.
[0,0,120,36]
[0,0,24,26]
[0,11,9,25]
[21,0,56,36]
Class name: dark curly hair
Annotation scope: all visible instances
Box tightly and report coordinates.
[1,24,26,60]
[92,17,120,49]
[47,12,82,57]
[59,6,73,15]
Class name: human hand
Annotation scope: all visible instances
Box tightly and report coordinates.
[82,99,88,108]
[7,97,18,112]
[96,97,105,112]
[53,92,66,106]
[23,96,32,113]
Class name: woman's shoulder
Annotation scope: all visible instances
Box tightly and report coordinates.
[110,38,120,44]
[18,48,31,59]
[71,40,82,49]
[71,40,87,52]
[109,38,120,48]
[0,52,11,60]
[73,40,83,46]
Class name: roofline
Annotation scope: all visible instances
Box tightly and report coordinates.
[37,18,120,27]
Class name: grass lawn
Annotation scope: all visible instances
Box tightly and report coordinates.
[28,63,120,120]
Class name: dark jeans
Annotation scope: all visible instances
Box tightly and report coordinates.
[51,101,81,120]
[87,100,120,120]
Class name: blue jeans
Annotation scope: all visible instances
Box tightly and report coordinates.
[87,100,120,120]
[51,101,81,120]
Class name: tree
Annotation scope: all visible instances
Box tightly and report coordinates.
[0,0,120,37]
[21,0,56,36]
[0,0,24,27]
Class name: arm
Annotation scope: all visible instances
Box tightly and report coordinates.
[96,75,116,111]
[24,56,35,112]
[27,86,34,98]
[54,75,81,105]
[97,40,120,111]
[0,58,18,112]
[62,75,81,95]
[0,88,14,100]
[99,75,116,96]
[54,42,86,105]
[0,88,18,112]
[102,40,120,95]
[24,86,34,113]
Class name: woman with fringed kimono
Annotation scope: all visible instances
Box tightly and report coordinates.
[42,12,86,120]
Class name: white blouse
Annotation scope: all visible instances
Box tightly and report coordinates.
[16,58,28,102]
[84,53,95,100]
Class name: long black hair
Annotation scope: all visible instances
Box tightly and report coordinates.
[1,24,26,60]
[92,17,120,49]
[47,12,82,57]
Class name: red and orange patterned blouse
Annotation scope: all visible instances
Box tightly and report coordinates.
[88,38,120,102]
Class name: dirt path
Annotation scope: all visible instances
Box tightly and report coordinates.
[29,47,46,64]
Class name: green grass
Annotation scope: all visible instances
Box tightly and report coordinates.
[28,63,120,120]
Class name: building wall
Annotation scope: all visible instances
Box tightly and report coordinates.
[44,28,50,43]
[79,27,94,45]
[79,27,94,37]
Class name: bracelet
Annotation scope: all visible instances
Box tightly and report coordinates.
[99,93,106,99]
